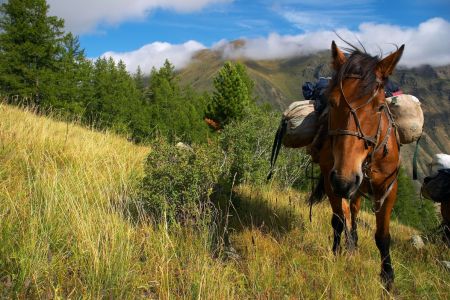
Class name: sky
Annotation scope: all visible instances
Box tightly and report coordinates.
[46,0,450,72]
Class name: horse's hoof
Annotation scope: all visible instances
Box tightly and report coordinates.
[332,244,341,255]
[346,238,358,253]
[380,269,395,291]
[443,234,450,248]
[346,245,358,255]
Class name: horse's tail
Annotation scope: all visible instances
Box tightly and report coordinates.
[267,119,287,180]
[307,172,326,223]
[307,172,326,205]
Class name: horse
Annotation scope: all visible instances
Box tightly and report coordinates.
[421,158,450,246]
[318,41,404,290]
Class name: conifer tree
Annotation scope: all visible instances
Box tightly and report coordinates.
[206,61,255,127]
[146,60,209,143]
[55,33,92,114]
[0,0,65,104]
[235,62,255,101]
[134,66,146,93]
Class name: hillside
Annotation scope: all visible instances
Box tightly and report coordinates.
[180,47,450,179]
[180,48,332,109]
[0,104,449,298]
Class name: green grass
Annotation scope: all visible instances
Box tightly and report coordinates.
[0,104,449,298]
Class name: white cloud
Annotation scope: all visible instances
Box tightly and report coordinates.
[102,40,206,72]
[213,31,337,60]
[47,0,232,34]
[102,18,450,72]
[215,18,450,67]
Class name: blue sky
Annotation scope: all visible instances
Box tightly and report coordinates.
[48,0,450,71]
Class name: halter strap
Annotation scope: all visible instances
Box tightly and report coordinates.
[328,77,382,148]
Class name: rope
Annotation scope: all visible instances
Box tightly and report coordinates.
[413,135,421,180]
[310,162,314,222]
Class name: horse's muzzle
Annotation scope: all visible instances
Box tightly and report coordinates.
[329,170,361,199]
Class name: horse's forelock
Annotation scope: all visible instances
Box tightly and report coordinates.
[330,50,380,98]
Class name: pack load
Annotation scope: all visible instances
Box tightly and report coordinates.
[421,154,450,203]
[275,93,423,149]
[385,94,424,144]
[302,77,330,113]
[281,100,319,148]
[268,79,424,180]
[384,79,403,97]
[267,100,318,180]
[430,153,450,177]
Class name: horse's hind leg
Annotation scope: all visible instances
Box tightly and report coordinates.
[375,184,398,290]
[441,202,450,247]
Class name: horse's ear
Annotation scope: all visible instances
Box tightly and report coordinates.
[331,41,347,70]
[376,45,405,79]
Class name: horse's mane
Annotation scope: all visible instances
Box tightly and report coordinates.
[329,44,381,98]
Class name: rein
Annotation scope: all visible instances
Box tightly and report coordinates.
[328,74,400,211]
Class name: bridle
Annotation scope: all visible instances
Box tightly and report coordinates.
[328,73,400,210]
[328,73,385,149]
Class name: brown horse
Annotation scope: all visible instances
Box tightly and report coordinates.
[319,41,404,290]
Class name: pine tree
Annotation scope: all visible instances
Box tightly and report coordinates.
[54,33,91,114]
[83,56,152,140]
[0,0,65,104]
[206,61,255,127]
[134,66,146,93]
[146,60,209,143]
[235,62,255,101]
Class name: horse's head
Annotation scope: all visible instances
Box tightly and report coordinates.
[327,41,404,198]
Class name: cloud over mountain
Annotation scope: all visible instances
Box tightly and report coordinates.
[103,18,450,72]
[215,18,450,67]
[48,0,232,34]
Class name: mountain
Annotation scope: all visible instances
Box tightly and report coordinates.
[179,44,450,179]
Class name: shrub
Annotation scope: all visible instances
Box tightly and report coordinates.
[220,108,311,188]
[140,138,228,224]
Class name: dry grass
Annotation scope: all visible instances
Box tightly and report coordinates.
[0,104,448,299]
[230,185,449,299]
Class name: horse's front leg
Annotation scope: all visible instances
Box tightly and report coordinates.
[328,195,351,254]
[374,182,398,291]
[347,196,361,251]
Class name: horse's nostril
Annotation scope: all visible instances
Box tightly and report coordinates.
[330,171,359,199]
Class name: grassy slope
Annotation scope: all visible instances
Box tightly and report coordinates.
[0,105,449,298]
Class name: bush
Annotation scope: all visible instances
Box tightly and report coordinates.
[140,109,311,225]
[220,108,311,188]
[140,138,228,224]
